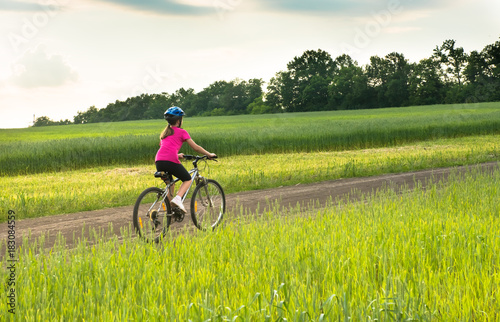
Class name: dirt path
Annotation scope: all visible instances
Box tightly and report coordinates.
[1,162,498,251]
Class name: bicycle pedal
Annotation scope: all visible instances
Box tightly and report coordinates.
[171,207,185,222]
[171,206,183,214]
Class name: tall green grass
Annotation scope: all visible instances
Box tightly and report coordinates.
[1,102,499,175]
[2,166,499,321]
[2,102,498,143]
[1,135,498,221]
[0,135,500,222]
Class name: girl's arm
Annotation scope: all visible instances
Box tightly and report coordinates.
[186,139,216,158]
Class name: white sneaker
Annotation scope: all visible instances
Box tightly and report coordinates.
[170,196,186,213]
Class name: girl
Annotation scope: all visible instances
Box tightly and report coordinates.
[155,106,216,213]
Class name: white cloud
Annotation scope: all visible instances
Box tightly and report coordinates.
[91,0,213,15]
[9,45,78,88]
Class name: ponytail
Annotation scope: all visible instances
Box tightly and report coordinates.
[160,124,174,140]
[160,115,182,140]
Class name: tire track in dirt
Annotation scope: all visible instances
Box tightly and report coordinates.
[1,162,498,251]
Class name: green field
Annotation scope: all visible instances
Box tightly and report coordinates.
[2,103,500,320]
[1,134,499,221]
[1,102,499,176]
[1,102,500,221]
[2,167,499,320]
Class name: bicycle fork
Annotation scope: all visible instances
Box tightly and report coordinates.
[202,184,214,208]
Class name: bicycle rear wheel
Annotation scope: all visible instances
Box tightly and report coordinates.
[190,179,225,231]
[133,187,172,242]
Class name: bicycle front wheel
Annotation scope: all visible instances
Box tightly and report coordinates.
[190,179,225,231]
[133,187,172,242]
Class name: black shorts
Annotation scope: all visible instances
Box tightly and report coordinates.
[155,161,191,182]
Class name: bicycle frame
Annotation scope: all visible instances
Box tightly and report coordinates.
[163,167,202,203]
[160,155,210,210]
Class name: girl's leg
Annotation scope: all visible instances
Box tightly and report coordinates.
[176,180,192,199]
[168,183,175,200]
[156,161,191,213]
[171,181,190,213]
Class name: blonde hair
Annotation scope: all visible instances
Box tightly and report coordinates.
[160,125,174,140]
[160,115,182,140]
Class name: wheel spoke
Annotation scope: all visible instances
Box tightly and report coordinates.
[133,187,172,242]
[191,180,225,231]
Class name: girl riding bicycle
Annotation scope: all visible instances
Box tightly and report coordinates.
[155,106,216,213]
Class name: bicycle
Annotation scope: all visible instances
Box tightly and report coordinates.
[133,155,225,242]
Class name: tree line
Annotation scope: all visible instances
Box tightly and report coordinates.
[34,38,500,126]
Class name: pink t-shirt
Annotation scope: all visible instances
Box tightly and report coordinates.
[155,127,191,164]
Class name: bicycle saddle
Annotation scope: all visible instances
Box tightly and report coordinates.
[154,171,168,178]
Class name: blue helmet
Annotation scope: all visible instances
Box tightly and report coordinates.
[164,106,185,118]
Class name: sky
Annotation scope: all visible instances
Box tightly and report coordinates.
[0,0,499,128]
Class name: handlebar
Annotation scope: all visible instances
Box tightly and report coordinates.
[182,155,218,162]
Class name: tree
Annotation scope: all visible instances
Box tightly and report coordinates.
[433,39,468,86]
[33,116,54,127]
[122,94,151,120]
[266,71,294,112]
[408,58,445,105]
[287,49,335,111]
[57,119,72,125]
[482,39,500,79]
[302,75,330,111]
[463,40,500,102]
[432,39,470,103]
[221,78,264,114]
[328,54,372,110]
[74,106,99,124]
[191,80,229,116]
[96,99,126,122]
[32,116,72,127]
[143,93,171,119]
[267,49,335,112]
[464,50,485,84]
[384,52,410,107]
[366,52,410,107]
[247,95,276,114]
[206,80,229,113]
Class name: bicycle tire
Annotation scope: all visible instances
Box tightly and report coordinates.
[133,187,172,242]
[190,179,225,231]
